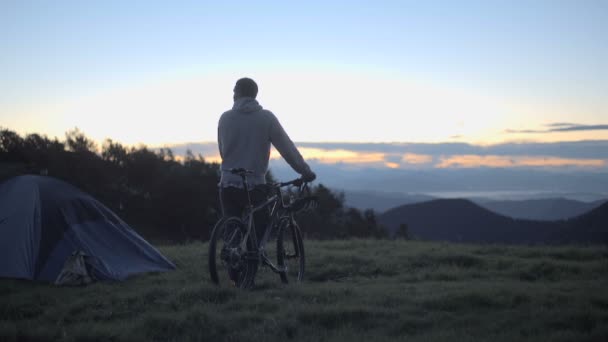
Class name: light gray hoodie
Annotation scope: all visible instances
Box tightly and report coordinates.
[217,97,313,187]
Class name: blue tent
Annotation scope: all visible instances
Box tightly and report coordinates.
[0,175,175,282]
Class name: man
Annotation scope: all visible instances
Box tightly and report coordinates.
[217,77,316,240]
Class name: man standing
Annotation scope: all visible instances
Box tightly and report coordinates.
[217,77,316,238]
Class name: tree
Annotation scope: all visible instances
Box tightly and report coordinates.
[0,128,25,160]
[65,127,96,153]
[1,128,389,242]
[396,223,411,240]
[102,139,128,166]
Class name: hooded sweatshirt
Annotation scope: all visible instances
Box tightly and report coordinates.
[217,97,313,187]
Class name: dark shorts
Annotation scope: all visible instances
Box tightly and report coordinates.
[219,186,269,243]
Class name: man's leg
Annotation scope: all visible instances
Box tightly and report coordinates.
[250,186,270,244]
[219,187,246,246]
[219,186,243,218]
[218,187,246,283]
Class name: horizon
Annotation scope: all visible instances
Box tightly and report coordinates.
[3,128,608,174]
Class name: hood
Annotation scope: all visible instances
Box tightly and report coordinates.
[232,97,263,113]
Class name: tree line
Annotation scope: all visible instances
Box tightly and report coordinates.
[0,128,388,242]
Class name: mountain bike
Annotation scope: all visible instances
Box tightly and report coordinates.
[208,168,316,289]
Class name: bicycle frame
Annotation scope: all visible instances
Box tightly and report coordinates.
[238,192,281,250]
[238,187,297,274]
[227,169,304,275]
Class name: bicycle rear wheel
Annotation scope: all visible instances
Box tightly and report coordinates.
[276,217,305,283]
[208,216,257,289]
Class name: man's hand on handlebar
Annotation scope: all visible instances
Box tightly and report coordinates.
[301,171,316,183]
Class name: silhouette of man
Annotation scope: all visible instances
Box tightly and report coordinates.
[217,77,316,239]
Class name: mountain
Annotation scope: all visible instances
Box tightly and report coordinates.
[379,199,556,243]
[339,189,607,219]
[341,190,435,212]
[551,201,608,243]
[379,198,608,244]
[475,198,607,221]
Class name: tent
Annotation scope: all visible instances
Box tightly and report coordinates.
[0,175,175,282]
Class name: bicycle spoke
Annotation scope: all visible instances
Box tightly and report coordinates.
[208,217,257,289]
[277,219,305,283]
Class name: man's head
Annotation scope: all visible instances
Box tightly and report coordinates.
[233,77,258,100]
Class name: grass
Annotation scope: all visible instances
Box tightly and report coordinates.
[2,239,608,341]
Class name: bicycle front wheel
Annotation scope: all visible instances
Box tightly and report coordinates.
[208,216,257,289]
[276,217,305,283]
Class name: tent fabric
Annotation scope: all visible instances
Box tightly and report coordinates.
[0,175,175,282]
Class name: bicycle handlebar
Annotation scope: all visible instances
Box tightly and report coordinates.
[227,168,311,189]
[278,178,305,187]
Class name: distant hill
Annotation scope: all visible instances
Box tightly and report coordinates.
[342,190,608,219]
[551,201,608,243]
[341,190,434,212]
[475,198,607,221]
[379,199,608,244]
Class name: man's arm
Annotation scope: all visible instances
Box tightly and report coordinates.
[217,115,224,160]
[268,113,315,180]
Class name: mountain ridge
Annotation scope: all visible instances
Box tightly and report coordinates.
[379,198,607,244]
[476,198,607,221]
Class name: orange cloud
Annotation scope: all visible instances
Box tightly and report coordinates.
[402,153,433,164]
[516,156,606,167]
[385,162,400,169]
[436,155,514,168]
[283,147,386,164]
[201,147,606,170]
[436,155,606,168]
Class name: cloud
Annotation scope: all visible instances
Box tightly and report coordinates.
[437,155,514,168]
[402,153,434,164]
[166,140,608,170]
[436,155,606,168]
[546,122,578,128]
[295,147,386,165]
[504,129,546,134]
[550,124,608,132]
[506,123,608,134]
[295,141,608,159]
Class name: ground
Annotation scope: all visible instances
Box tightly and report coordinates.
[2,239,608,341]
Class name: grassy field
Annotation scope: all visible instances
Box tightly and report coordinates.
[2,239,608,342]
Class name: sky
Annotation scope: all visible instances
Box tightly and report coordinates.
[1,1,608,170]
